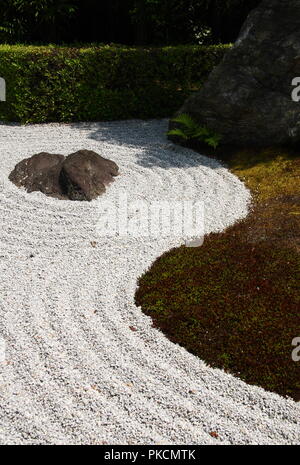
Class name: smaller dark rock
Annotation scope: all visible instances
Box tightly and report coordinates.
[9,152,65,198]
[60,150,119,201]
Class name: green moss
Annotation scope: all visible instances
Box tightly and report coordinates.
[135,149,300,401]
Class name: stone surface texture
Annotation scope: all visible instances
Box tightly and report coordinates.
[171,0,300,146]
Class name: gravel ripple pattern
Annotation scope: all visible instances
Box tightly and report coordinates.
[0,119,299,445]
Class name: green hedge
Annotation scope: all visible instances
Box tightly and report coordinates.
[0,44,230,123]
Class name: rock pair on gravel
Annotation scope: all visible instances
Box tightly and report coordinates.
[9,150,119,201]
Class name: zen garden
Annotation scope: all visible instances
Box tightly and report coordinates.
[0,0,299,448]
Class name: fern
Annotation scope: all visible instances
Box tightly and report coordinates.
[171,113,198,130]
[167,128,189,140]
[168,113,222,149]
[203,131,222,149]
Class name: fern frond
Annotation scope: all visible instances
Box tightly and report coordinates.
[193,126,210,138]
[168,114,222,149]
[167,128,189,140]
[204,134,222,149]
[171,113,198,130]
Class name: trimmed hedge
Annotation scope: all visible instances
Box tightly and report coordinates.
[0,44,229,123]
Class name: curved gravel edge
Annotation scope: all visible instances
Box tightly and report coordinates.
[0,119,299,445]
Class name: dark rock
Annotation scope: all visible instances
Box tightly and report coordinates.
[170,0,300,146]
[60,150,119,201]
[9,150,119,201]
[9,152,65,198]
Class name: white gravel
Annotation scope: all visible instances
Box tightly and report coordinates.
[0,119,299,445]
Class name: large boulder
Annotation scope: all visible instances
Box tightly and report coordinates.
[171,0,300,146]
[60,150,119,201]
[9,152,65,198]
[9,150,119,201]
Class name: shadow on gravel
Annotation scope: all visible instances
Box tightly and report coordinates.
[71,120,222,170]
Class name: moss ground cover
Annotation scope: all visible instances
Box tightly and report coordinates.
[135,146,300,400]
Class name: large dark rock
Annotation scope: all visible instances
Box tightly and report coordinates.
[60,150,119,201]
[9,152,65,198]
[9,150,119,201]
[171,0,300,146]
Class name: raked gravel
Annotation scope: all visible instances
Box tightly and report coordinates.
[0,119,299,445]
